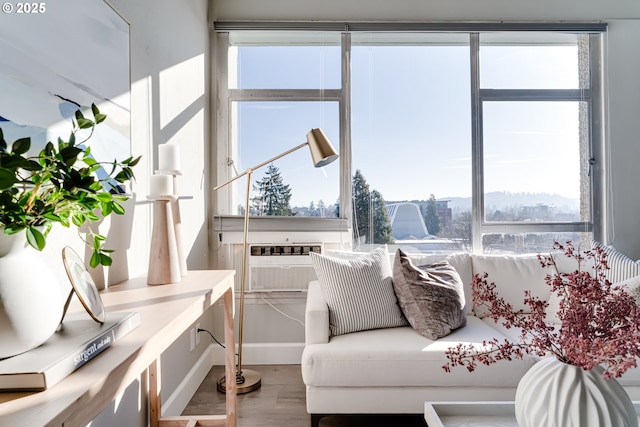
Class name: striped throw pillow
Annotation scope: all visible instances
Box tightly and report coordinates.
[310,247,408,336]
[592,240,640,283]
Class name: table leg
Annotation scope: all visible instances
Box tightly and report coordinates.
[149,359,161,427]
[223,288,237,427]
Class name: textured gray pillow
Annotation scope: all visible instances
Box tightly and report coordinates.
[310,247,408,336]
[392,249,466,340]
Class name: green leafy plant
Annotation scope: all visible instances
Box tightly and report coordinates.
[0,104,140,267]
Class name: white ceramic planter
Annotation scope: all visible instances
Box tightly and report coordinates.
[516,357,637,427]
[0,232,63,359]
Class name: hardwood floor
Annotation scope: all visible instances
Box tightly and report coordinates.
[182,365,427,427]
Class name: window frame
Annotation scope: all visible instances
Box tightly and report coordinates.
[213,25,606,252]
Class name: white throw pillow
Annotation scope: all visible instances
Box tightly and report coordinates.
[617,275,640,305]
[471,254,553,318]
[547,248,595,324]
[592,240,640,284]
[310,247,408,336]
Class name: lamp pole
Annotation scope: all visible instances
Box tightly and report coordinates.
[214,129,338,394]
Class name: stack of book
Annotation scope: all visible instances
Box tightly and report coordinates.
[0,311,140,391]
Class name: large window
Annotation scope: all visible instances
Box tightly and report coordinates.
[215,31,342,218]
[214,25,604,254]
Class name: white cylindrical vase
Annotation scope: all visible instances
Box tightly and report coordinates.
[0,232,63,358]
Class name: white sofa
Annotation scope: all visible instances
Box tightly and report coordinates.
[301,250,640,426]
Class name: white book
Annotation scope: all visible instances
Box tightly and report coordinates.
[0,311,140,391]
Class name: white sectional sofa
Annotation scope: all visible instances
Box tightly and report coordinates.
[301,250,640,427]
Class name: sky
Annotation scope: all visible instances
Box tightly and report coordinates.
[232,34,583,210]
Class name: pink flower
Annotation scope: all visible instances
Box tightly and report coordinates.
[443,241,640,378]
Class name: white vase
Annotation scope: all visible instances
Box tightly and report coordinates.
[0,231,63,358]
[516,357,638,427]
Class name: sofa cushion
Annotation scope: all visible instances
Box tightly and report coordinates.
[392,249,466,340]
[471,254,553,317]
[619,275,640,304]
[310,247,408,336]
[592,240,640,283]
[301,316,536,388]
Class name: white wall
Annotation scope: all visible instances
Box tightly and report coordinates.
[212,0,640,259]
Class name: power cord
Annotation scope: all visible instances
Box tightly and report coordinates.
[259,296,305,327]
[197,327,238,357]
[198,328,247,384]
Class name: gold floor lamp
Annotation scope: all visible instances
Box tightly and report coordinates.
[214,128,339,394]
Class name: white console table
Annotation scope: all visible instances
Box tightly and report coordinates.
[0,270,237,427]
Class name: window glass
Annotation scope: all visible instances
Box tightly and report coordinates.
[482,232,593,254]
[479,33,582,89]
[229,31,341,89]
[351,35,472,253]
[230,101,340,217]
[219,29,599,255]
[482,101,586,223]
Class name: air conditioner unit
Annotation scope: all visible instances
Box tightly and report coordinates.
[241,244,322,292]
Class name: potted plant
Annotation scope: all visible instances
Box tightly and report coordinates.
[0,104,140,358]
[0,104,139,267]
[443,241,640,427]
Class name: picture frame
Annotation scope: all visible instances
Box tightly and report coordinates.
[61,247,106,324]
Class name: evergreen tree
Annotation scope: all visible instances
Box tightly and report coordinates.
[251,163,295,216]
[334,199,340,218]
[352,170,394,244]
[371,190,394,244]
[352,169,371,242]
[425,194,441,236]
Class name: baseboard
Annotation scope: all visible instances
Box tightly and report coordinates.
[162,344,215,416]
[212,342,304,365]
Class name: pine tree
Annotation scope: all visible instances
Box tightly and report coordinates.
[352,170,394,244]
[371,189,394,244]
[352,169,371,243]
[251,163,295,216]
[425,194,441,236]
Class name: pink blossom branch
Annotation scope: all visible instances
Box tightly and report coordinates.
[444,241,640,379]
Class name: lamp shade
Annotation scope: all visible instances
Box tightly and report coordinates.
[306,128,339,167]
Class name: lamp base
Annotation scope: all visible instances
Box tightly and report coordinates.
[217,369,261,394]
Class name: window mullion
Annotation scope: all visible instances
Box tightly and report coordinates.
[340,32,353,224]
[228,88,342,101]
[470,33,484,253]
[589,33,605,243]
[479,88,592,102]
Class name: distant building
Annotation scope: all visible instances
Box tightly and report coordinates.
[436,200,452,231]
[521,203,555,221]
[387,202,429,240]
